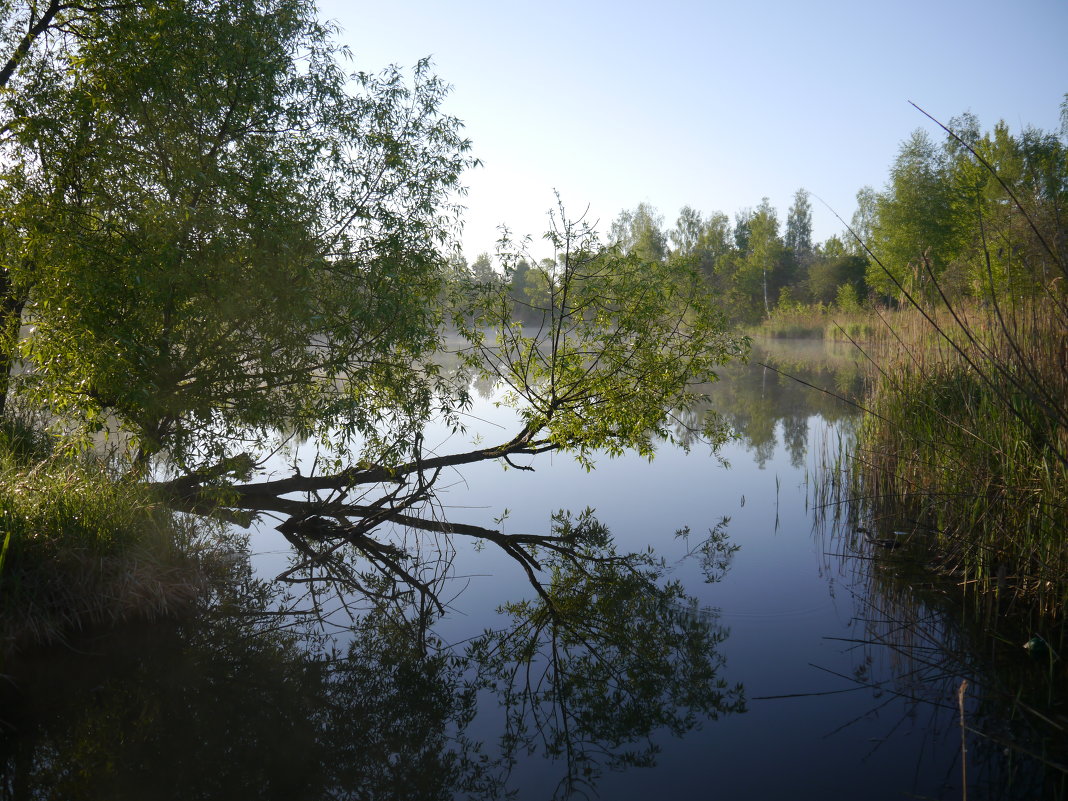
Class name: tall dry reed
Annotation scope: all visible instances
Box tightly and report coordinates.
[855,295,1068,624]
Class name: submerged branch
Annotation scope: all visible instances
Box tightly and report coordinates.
[149,432,644,612]
[152,428,555,506]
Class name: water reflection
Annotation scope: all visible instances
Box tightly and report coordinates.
[0,610,492,800]
[469,512,744,798]
[681,338,868,467]
[0,515,743,800]
[813,472,1068,799]
[9,338,1058,800]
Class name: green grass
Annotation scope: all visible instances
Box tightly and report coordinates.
[749,302,883,342]
[0,418,212,654]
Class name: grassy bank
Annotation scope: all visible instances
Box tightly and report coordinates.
[0,420,214,655]
[747,302,883,342]
[851,300,1068,629]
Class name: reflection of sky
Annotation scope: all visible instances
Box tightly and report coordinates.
[244,358,965,800]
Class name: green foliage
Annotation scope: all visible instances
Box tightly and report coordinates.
[0,432,211,648]
[0,439,148,563]
[735,198,793,318]
[458,209,747,465]
[634,192,865,323]
[669,207,735,299]
[617,192,875,323]
[609,202,668,263]
[0,0,476,470]
[784,187,813,262]
[807,254,868,305]
[505,257,552,325]
[856,293,1068,620]
[864,112,1067,302]
[834,282,862,313]
[670,205,705,255]
[849,186,878,258]
[0,4,755,631]
[774,286,804,314]
[867,129,956,298]
[469,252,498,285]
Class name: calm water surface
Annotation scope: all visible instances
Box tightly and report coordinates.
[0,339,1050,799]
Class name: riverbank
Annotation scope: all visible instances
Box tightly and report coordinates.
[752,299,1067,631]
[0,420,217,657]
[744,303,881,342]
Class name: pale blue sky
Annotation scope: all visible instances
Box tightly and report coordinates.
[318,0,1067,259]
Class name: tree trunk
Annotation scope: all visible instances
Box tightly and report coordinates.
[0,270,26,418]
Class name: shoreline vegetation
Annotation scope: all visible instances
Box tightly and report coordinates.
[747,101,1067,647]
[815,294,1068,786]
[757,296,1067,633]
[0,418,224,657]
[854,300,1067,621]
[746,304,881,342]
[0,0,1063,698]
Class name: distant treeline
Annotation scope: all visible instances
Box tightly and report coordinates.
[453,99,1067,324]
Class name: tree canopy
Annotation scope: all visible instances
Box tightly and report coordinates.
[863,111,1068,301]
[1,0,480,473]
[536,100,1067,324]
[0,1,748,607]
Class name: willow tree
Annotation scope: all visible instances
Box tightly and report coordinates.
[1,0,475,468]
[1,1,746,605]
[160,210,745,606]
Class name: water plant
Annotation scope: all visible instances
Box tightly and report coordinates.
[846,109,1068,635]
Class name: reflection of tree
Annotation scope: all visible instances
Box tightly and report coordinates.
[0,515,744,801]
[0,610,497,800]
[808,498,1068,799]
[150,210,744,618]
[469,511,745,799]
[680,340,868,468]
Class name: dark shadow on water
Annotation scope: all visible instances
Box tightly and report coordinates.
[811,483,1068,800]
[0,515,744,801]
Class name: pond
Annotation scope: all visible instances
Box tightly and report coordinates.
[0,339,1059,799]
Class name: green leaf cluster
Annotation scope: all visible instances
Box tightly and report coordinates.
[0,0,477,470]
[457,209,748,466]
[865,111,1068,301]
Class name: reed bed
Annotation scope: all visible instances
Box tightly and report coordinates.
[853,297,1068,627]
[751,303,883,342]
[809,481,1068,798]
